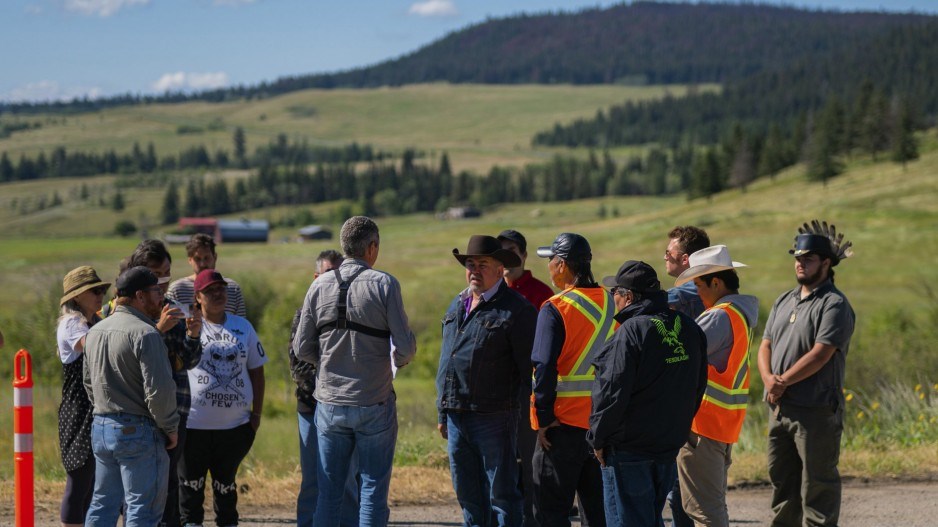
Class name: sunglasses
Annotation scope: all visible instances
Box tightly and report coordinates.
[90,286,108,296]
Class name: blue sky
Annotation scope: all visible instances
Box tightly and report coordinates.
[1,0,935,103]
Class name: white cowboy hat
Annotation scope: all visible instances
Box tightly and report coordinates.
[674,245,748,286]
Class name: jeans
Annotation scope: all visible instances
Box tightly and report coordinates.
[532,424,605,527]
[298,411,361,527]
[162,413,188,527]
[667,477,694,527]
[601,450,675,527]
[447,410,523,527]
[315,392,398,527]
[85,414,169,527]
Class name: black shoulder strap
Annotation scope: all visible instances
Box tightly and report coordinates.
[317,268,391,339]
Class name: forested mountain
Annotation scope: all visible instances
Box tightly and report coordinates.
[533,18,938,148]
[1,2,931,113]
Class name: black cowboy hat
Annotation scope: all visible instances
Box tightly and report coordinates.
[453,235,522,268]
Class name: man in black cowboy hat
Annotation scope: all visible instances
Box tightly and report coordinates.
[757,223,855,527]
[437,235,538,527]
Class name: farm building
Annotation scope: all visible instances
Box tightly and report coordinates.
[298,225,333,241]
[169,217,269,243]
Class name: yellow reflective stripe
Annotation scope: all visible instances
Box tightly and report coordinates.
[713,302,753,390]
[557,391,592,398]
[556,290,614,379]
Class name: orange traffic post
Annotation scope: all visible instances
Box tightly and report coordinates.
[13,349,34,527]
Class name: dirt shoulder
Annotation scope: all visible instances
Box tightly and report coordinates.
[7,479,938,526]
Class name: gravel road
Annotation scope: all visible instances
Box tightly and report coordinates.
[14,479,938,526]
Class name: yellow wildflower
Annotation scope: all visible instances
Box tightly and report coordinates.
[845,393,854,402]
[918,413,925,421]
[915,384,922,392]
[920,393,926,400]
[871,402,880,411]
[856,411,864,420]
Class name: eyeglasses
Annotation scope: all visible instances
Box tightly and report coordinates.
[664,250,685,262]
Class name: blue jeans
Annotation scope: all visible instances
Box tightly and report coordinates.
[298,411,361,527]
[447,410,522,527]
[667,476,694,527]
[315,393,398,527]
[601,450,675,527]
[85,414,169,527]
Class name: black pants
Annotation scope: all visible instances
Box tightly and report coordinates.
[532,424,605,527]
[162,413,188,527]
[516,404,539,527]
[60,458,95,524]
[179,423,255,526]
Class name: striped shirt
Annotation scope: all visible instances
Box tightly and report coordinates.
[167,276,247,318]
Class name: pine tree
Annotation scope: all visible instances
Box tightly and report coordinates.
[233,127,247,168]
[863,89,890,161]
[0,152,12,182]
[162,180,180,224]
[807,99,845,185]
[891,98,919,169]
[111,189,125,211]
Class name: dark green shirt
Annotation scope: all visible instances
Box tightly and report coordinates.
[763,280,855,408]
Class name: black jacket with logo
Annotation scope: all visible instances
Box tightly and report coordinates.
[587,290,708,460]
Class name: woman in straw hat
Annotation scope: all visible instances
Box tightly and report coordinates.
[56,266,109,527]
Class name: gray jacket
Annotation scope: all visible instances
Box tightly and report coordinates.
[83,304,179,435]
[293,258,416,406]
[696,294,759,373]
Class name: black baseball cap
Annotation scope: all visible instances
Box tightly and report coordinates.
[115,266,159,298]
[536,233,592,263]
[601,260,661,293]
[497,229,527,254]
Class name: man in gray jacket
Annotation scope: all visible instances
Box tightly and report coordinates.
[83,266,179,526]
[293,216,417,527]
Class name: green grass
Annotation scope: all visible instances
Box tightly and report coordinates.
[0,83,713,173]
[1,88,937,485]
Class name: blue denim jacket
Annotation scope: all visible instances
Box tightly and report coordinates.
[667,281,705,319]
[436,281,537,423]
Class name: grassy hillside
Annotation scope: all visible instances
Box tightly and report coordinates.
[1,136,936,490]
[0,83,711,175]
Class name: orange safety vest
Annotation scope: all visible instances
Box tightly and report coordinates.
[691,302,753,444]
[531,287,616,430]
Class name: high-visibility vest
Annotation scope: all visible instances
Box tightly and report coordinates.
[531,287,616,430]
[691,302,753,444]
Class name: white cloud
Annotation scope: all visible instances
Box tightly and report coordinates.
[2,81,102,103]
[151,71,230,92]
[408,0,458,17]
[64,0,150,17]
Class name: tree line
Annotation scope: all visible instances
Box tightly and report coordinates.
[0,129,387,182]
[1,3,929,114]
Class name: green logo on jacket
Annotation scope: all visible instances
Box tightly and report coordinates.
[651,317,688,364]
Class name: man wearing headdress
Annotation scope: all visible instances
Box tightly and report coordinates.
[758,221,855,527]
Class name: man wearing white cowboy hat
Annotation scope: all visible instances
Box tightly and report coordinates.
[437,234,538,527]
[758,221,855,527]
[673,245,759,527]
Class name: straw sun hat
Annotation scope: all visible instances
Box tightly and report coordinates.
[60,266,110,306]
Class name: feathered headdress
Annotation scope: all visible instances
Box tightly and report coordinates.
[790,219,853,266]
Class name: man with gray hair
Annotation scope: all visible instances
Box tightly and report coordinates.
[294,216,417,527]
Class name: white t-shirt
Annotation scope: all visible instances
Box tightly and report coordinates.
[187,314,267,430]
[57,315,90,364]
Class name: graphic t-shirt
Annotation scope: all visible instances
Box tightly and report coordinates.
[187,314,267,430]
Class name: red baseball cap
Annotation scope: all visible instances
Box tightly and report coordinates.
[194,269,226,293]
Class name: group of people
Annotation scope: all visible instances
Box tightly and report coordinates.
[55,234,264,527]
[54,214,855,527]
